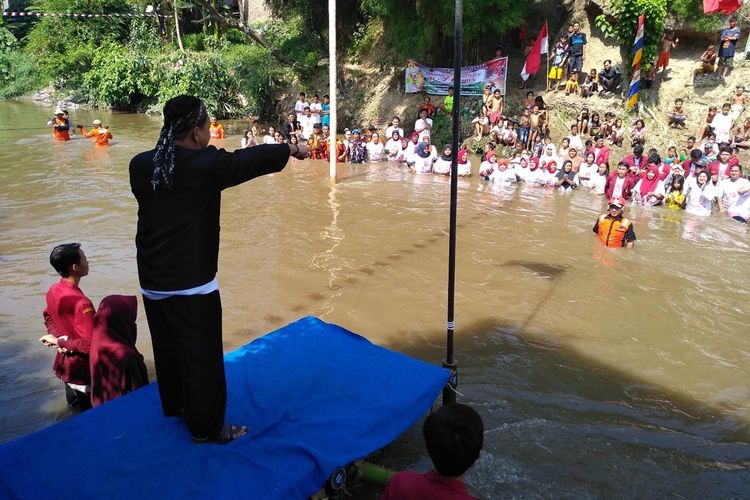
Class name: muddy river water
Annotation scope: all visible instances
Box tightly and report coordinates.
[1,100,749,497]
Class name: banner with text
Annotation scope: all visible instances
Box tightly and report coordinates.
[404,57,508,96]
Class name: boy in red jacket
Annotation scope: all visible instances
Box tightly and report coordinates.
[40,243,95,409]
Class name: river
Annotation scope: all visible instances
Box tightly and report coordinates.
[0,100,749,497]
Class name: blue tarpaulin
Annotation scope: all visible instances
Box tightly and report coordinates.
[0,317,449,499]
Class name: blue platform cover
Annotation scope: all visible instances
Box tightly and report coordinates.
[0,317,449,499]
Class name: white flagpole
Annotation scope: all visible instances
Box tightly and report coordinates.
[328,0,337,181]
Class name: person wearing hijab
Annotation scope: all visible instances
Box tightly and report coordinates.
[412,135,436,174]
[490,159,518,185]
[633,164,665,206]
[129,95,308,444]
[90,295,148,407]
[554,160,579,191]
[405,131,420,168]
[385,131,402,161]
[433,145,452,175]
[457,145,472,176]
[528,157,549,186]
[544,160,559,186]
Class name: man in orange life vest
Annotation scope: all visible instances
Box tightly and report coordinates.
[209,116,224,139]
[47,108,71,142]
[78,119,113,147]
[593,197,636,248]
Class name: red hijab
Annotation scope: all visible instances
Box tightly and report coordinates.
[546,161,557,174]
[90,295,148,407]
[638,164,661,195]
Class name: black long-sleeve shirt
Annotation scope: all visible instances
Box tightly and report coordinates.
[129,144,290,291]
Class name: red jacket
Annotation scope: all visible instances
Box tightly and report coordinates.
[621,154,647,169]
[605,172,637,200]
[594,145,610,165]
[43,279,95,385]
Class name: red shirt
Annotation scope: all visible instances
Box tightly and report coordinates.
[382,470,476,500]
[43,279,95,385]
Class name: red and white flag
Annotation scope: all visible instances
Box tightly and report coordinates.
[521,21,549,81]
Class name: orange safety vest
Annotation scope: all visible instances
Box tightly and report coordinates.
[209,123,224,139]
[52,117,71,142]
[597,214,632,247]
[82,127,112,147]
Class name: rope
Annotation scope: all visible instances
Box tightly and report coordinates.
[2,11,169,19]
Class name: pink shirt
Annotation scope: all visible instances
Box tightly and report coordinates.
[382,470,476,500]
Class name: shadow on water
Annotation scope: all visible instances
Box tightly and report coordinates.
[356,317,750,499]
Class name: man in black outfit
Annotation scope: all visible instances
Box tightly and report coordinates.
[598,59,622,94]
[129,95,308,444]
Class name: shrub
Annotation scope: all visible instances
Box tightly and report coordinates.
[83,42,157,108]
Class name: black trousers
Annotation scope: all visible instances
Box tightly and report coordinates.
[143,291,226,439]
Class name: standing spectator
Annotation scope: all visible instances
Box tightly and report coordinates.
[283,113,301,141]
[711,103,734,144]
[40,243,95,409]
[414,109,433,139]
[717,16,741,81]
[656,30,679,82]
[568,21,587,77]
[385,116,404,139]
[547,35,569,91]
[598,60,621,94]
[321,94,330,127]
[730,85,747,120]
[520,37,537,88]
[309,94,322,124]
[485,89,504,126]
[294,92,308,121]
[299,106,316,140]
[436,86,455,116]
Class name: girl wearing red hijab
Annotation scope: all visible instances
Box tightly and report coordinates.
[90,295,149,407]
[633,163,666,206]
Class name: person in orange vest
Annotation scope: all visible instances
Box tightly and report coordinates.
[593,197,636,248]
[47,108,71,142]
[209,116,224,139]
[77,119,113,147]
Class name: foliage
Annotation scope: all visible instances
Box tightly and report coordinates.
[669,0,723,31]
[222,44,281,116]
[595,0,666,69]
[83,42,157,108]
[0,25,41,98]
[359,0,532,64]
[24,0,133,85]
[262,15,321,73]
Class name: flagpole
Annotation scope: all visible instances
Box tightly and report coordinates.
[442,0,462,407]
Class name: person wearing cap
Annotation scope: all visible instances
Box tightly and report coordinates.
[208,116,224,140]
[47,108,71,142]
[78,119,112,147]
[593,197,636,248]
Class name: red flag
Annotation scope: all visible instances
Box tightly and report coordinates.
[520,21,548,81]
[704,0,742,14]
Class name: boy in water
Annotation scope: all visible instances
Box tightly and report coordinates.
[382,404,484,500]
[40,243,95,409]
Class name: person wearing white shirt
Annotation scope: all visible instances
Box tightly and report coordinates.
[685,171,718,216]
[577,152,597,185]
[309,94,322,124]
[633,165,666,206]
[490,161,518,185]
[385,131,402,161]
[718,164,750,212]
[385,116,404,139]
[294,92,308,122]
[298,107,316,140]
[366,132,385,162]
[710,103,733,143]
[588,163,609,194]
[433,145,452,175]
[414,110,433,139]
[567,124,584,153]
[263,126,278,144]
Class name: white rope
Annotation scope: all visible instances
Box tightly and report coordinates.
[2,11,169,19]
